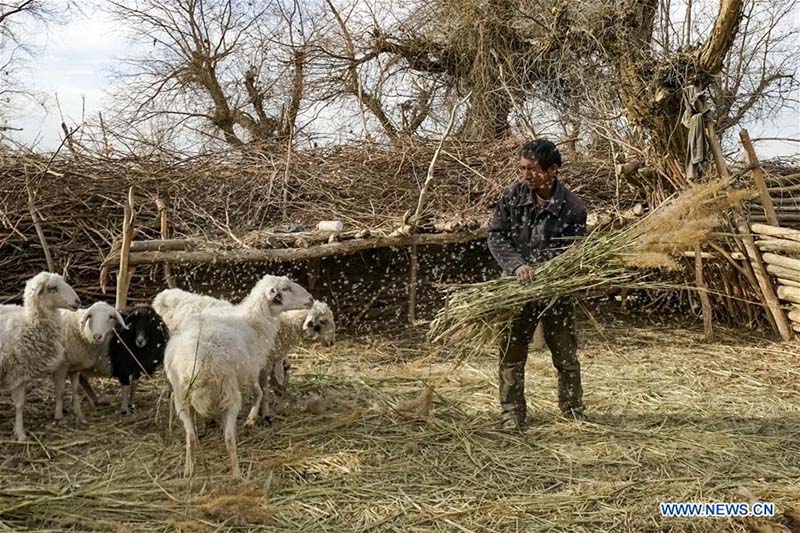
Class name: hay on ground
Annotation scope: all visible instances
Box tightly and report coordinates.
[1,317,799,532]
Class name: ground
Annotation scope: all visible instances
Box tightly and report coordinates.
[1,317,799,532]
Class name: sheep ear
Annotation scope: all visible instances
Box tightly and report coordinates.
[273,360,286,384]
[114,310,129,329]
[80,311,91,330]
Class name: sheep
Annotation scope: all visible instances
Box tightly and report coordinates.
[104,305,170,414]
[0,272,81,441]
[152,288,229,334]
[54,302,127,424]
[164,274,313,477]
[153,287,335,419]
[258,301,336,420]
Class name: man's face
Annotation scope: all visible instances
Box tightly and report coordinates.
[519,156,557,192]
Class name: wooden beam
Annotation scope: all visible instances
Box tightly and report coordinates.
[408,245,418,325]
[706,123,791,339]
[115,188,136,310]
[155,198,176,289]
[108,238,742,270]
[766,264,800,283]
[749,204,800,212]
[777,285,800,305]
[26,182,55,273]
[768,184,800,195]
[736,211,793,340]
[762,253,800,273]
[755,238,800,254]
[753,195,800,205]
[788,308,800,323]
[740,129,779,226]
[750,213,800,223]
[695,242,714,341]
[122,229,489,267]
[131,239,189,253]
[777,278,800,289]
[751,224,800,243]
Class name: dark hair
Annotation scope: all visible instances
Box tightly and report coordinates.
[520,139,562,169]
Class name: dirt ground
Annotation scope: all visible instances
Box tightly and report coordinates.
[1,316,799,532]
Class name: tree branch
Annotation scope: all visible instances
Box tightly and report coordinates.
[697,0,745,74]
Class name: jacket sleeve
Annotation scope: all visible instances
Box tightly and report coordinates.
[559,202,587,253]
[567,204,588,239]
[487,193,526,274]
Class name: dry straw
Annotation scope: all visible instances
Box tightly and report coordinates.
[429,179,750,359]
[2,327,800,532]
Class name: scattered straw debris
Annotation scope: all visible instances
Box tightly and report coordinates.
[1,318,800,531]
[193,482,272,526]
[395,385,434,418]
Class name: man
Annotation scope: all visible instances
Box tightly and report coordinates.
[487,139,588,431]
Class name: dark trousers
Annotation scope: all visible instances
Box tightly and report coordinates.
[498,298,583,420]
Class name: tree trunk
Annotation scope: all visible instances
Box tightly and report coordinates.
[615,0,743,170]
[460,88,512,139]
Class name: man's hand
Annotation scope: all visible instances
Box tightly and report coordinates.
[514,264,535,285]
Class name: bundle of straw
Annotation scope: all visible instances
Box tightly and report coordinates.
[429,179,748,358]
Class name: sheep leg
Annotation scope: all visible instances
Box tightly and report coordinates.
[69,371,87,425]
[52,365,68,423]
[173,393,197,478]
[129,379,138,410]
[222,408,241,478]
[260,365,273,424]
[259,368,270,420]
[119,383,131,415]
[79,374,99,410]
[271,357,288,396]
[11,386,27,442]
[244,380,263,427]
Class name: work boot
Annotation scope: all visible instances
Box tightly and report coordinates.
[497,409,527,432]
[562,406,588,422]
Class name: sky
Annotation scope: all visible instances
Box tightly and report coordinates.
[3,5,128,149]
[3,3,799,159]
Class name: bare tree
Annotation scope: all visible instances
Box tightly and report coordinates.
[322,0,796,164]
[0,1,64,132]
[107,0,315,149]
[99,0,796,159]
[296,0,440,143]
[713,0,799,134]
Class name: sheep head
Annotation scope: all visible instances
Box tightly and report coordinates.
[25,272,80,312]
[116,305,169,350]
[262,275,314,312]
[303,301,335,347]
[80,302,127,344]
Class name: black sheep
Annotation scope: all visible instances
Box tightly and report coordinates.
[108,305,169,413]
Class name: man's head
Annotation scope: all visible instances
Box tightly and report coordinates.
[518,139,561,193]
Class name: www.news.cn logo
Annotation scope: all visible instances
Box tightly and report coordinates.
[660,502,775,518]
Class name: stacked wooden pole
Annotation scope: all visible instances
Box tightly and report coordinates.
[706,127,793,341]
[752,224,800,333]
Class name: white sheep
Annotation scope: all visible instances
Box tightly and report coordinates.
[0,272,81,441]
[258,301,335,420]
[164,275,313,477]
[153,288,335,419]
[55,302,127,424]
[152,288,229,334]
